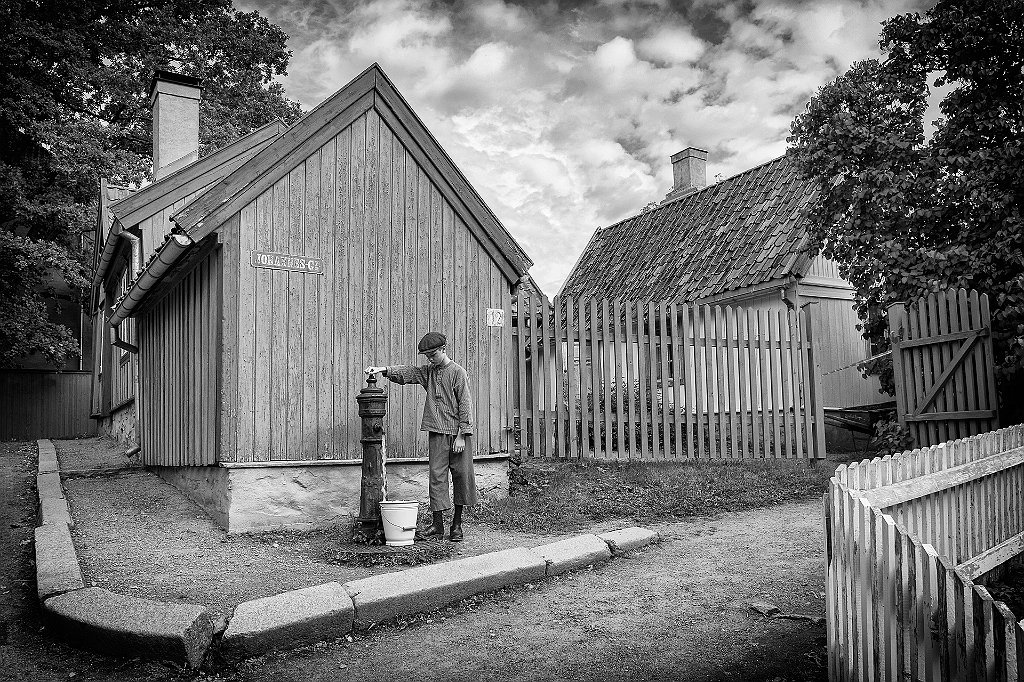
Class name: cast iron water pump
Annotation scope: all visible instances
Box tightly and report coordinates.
[352,373,387,544]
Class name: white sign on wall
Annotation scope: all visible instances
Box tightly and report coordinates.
[485,308,505,327]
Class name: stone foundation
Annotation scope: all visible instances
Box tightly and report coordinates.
[154,456,510,534]
[97,402,138,449]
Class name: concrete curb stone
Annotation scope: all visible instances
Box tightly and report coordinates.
[531,534,612,576]
[44,587,214,668]
[40,496,73,527]
[221,582,354,661]
[37,471,64,501]
[344,547,547,628]
[34,523,85,600]
[38,439,58,474]
[598,527,661,556]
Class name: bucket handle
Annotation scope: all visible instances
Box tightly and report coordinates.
[382,515,418,533]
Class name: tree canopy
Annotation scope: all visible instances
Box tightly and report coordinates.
[0,0,303,367]
[788,0,1024,408]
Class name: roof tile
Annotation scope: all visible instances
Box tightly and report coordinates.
[560,154,816,302]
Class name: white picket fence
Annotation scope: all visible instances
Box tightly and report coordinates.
[826,423,1024,680]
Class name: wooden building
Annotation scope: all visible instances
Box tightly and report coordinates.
[93,65,533,531]
[559,150,882,430]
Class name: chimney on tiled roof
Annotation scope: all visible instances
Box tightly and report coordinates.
[150,70,202,181]
[664,146,708,202]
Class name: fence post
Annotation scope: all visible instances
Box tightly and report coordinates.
[803,303,827,459]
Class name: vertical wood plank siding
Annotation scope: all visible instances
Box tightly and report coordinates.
[221,109,512,463]
[809,297,880,408]
[0,371,96,439]
[138,248,221,466]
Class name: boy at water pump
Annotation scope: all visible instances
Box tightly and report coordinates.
[365,331,477,541]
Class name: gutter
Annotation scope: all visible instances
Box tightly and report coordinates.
[109,232,195,327]
[94,221,141,289]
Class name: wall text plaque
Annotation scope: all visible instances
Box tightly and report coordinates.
[250,251,324,275]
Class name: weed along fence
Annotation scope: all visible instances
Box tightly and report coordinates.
[512,292,826,460]
[826,423,1024,680]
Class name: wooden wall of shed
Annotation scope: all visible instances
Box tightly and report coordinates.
[802,294,881,408]
[219,108,512,463]
[806,254,843,280]
[714,287,880,409]
[137,248,221,466]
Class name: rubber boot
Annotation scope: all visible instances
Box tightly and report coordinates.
[421,511,445,538]
[449,505,464,542]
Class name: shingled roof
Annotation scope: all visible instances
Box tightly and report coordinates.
[559,154,818,302]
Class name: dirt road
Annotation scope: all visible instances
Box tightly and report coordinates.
[237,501,828,681]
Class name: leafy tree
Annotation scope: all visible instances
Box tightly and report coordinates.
[0,232,87,368]
[788,0,1024,413]
[0,0,303,367]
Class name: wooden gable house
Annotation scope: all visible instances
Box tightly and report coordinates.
[560,150,881,417]
[95,65,533,531]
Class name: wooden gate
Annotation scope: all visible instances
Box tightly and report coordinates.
[511,292,826,460]
[887,288,999,446]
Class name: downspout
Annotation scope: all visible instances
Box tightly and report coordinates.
[106,223,144,354]
[119,226,143,278]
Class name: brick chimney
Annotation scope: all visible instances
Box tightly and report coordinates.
[664,146,708,202]
[150,70,202,180]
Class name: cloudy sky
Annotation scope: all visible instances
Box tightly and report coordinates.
[238,0,932,295]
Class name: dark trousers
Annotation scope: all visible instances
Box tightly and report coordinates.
[427,432,478,512]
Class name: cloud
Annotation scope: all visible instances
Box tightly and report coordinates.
[238,0,931,294]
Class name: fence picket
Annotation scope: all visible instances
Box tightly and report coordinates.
[932,292,950,444]
[646,302,660,460]
[553,295,566,460]
[670,303,686,460]
[580,298,592,458]
[515,289,529,457]
[771,310,784,458]
[623,300,637,460]
[736,307,750,459]
[566,297,580,459]
[719,307,733,458]
[694,305,707,460]
[603,298,614,459]
[637,303,649,459]
[614,299,625,461]
[659,302,671,459]
[590,297,603,459]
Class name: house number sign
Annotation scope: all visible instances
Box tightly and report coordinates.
[486,308,505,327]
[250,250,324,275]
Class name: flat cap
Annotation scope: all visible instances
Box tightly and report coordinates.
[418,331,447,353]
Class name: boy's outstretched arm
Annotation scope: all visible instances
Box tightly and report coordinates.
[365,365,427,386]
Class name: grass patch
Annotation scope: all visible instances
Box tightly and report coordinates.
[471,457,834,534]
